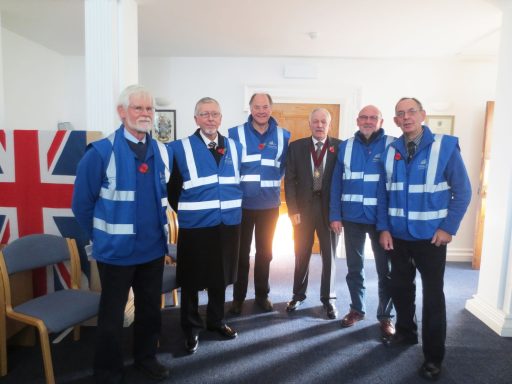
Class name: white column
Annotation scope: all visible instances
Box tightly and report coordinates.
[466,0,512,337]
[85,0,138,133]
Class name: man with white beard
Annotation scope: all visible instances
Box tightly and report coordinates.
[73,85,173,383]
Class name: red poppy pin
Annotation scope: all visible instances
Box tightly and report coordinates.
[329,146,335,153]
[258,143,265,150]
[394,153,402,161]
[216,147,225,155]
[138,163,149,173]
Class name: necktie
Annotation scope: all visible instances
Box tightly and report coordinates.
[313,142,324,191]
[208,141,216,150]
[407,141,416,162]
[136,141,146,161]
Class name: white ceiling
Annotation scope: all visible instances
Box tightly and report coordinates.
[0,0,503,59]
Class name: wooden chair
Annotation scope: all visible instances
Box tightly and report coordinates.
[162,208,179,307]
[0,234,100,384]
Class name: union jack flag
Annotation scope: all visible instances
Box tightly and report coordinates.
[0,130,101,296]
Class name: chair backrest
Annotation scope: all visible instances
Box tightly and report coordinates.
[1,234,72,275]
[167,208,179,244]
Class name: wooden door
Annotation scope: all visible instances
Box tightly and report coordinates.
[272,103,341,253]
[473,101,494,269]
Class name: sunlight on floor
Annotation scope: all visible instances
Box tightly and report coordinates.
[272,214,295,260]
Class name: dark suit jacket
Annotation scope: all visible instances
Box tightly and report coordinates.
[284,136,342,227]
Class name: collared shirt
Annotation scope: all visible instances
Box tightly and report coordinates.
[199,130,218,147]
[311,137,327,172]
[124,128,147,144]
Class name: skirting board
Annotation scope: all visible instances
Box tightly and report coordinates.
[466,295,512,337]
[339,247,473,262]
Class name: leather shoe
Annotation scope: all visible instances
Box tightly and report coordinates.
[229,300,243,315]
[286,299,303,312]
[418,361,442,381]
[323,302,338,319]
[255,297,273,312]
[387,332,418,346]
[134,357,170,380]
[380,319,396,339]
[340,309,365,327]
[185,335,198,354]
[207,324,238,339]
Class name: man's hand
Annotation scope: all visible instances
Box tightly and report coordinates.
[379,230,394,251]
[330,221,343,235]
[431,229,452,247]
[290,214,301,226]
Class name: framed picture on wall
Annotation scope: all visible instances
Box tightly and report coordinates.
[425,115,454,135]
[153,109,176,143]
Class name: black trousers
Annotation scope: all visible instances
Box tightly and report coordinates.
[388,238,446,364]
[94,256,164,384]
[292,195,338,303]
[180,285,226,338]
[233,207,279,301]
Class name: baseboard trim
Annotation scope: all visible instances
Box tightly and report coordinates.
[447,247,473,262]
[465,295,512,337]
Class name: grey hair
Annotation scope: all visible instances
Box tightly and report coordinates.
[395,97,423,112]
[194,97,221,116]
[117,85,154,108]
[309,108,332,123]
[249,93,273,106]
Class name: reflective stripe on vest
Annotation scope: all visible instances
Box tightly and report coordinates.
[178,198,242,211]
[388,208,448,221]
[99,134,135,202]
[181,137,219,189]
[93,217,134,234]
[385,134,450,194]
[340,194,377,206]
[237,124,284,187]
[156,140,171,183]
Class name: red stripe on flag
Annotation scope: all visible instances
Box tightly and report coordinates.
[0,130,5,149]
[47,130,66,168]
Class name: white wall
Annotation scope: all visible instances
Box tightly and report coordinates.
[1,28,85,131]
[140,56,497,260]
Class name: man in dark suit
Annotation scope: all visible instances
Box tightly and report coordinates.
[284,108,341,319]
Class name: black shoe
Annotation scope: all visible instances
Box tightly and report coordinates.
[255,297,273,312]
[323,302,338,319]
[386,332,418,346]
[207,324,238,339]
[229,300,244,315]
[286,299,303,312]
[134,357,170,380]
[418,361,441,381]
[185,335,199,354]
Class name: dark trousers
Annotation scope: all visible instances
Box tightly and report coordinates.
[233,207,279,300]
[388,238,447,364]
[292,195,338,303]
[180,285,226,337]
[94,256,164,384]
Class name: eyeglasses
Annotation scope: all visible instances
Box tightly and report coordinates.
[396,108,420,118]
[197,111,221,119]
[357,115,379,121]
[129,105,154,114]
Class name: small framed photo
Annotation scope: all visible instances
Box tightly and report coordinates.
[153,109,176,143]
[426,115,454,135]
